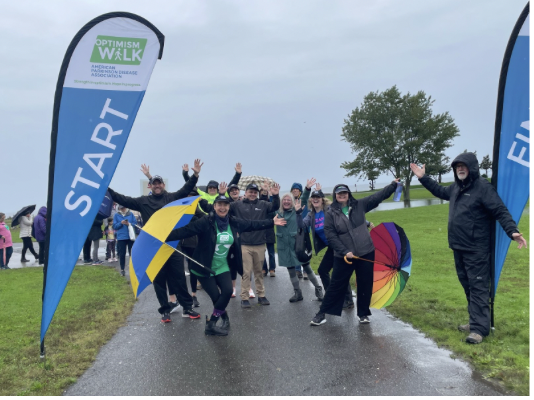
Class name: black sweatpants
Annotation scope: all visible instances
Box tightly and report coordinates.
[117,239,133,271]
[320,252,375,317]
[21,237,38,259]
[153,251,193,314]
[453,250,491,337]
[318,247,353,301]
[198,271,233,311]
[83,238,92,261]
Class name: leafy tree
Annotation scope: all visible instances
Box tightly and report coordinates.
[480,154,492,176]
[425,154,451,183]
[341,86,459,199]
[367,170,380,190]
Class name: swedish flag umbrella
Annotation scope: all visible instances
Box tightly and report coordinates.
[129,196,214,298]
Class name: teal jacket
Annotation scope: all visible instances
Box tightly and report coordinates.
[275,207,300,267]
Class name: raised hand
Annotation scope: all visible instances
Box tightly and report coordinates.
[192,159,203,176]
[273,215,287,226]
[235,162,242,174]
[512,233,528,249]
[261,180,270,193]
[219,182,228,195]
[295,199,302,212]
[306,177,316,189]
[315,182,322,191]
[270,183,280,195]
[369,222,375,230]
[182,164,189,172]
[410,163,425,179]
[140,164,151,179]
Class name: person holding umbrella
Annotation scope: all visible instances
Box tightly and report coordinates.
[20,212,38,263]
[310,180,398,326]
[166,195,287,336]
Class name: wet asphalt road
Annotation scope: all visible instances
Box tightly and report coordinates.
[62,260,504,396]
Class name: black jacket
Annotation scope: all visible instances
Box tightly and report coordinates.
[108,175,198,224]
[325,182,397,258]
[200,194,280,246]
[87,216,104,241]
[419,152,519,252]
[166,213,274,277]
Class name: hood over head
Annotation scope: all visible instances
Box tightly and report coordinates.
[331,184,354,207]
[451,152,479,185]
[290,183,303,193]
[38,206,47,217]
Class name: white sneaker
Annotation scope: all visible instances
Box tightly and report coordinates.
[249,289,255,298]
[170,302,182,313]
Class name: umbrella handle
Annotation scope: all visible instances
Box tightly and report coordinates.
[344,255,353,264]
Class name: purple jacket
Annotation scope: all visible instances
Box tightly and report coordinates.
[33,206,47,242]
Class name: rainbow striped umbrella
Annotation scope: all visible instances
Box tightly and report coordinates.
[369,222,412,309]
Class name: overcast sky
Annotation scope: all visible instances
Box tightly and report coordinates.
[0,0,528,215]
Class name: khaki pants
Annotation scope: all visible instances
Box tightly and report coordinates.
[241,244,266,300]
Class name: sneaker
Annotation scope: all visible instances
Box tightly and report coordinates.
[249,289,255,298]
[262,270,267,277]
[120,270,125,277]
[182,309,201,319]
[21,258,29,263]
[258,297,270,305]
[2,266,10,270]
[169,302,182,314]
[83,259,93,265]
[92,260,103,265]
[241,300,252,308]
[458,323,470,332]
[303,272,309,280]
[231,288,236,298]
[113,257,118,262]
[269,270,276,277]
[466,332,483,344]
[296,270,303,279]
[192,297,200,308]
[359,316,370,324]
[310,312,326,326]
[161,312,171,323]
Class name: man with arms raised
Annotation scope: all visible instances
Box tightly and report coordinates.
[108,159,204,323]
[410,152,526,344]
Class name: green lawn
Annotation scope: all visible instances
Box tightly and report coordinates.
[309,204,529,395]
[4,219,22,244]
[0,266,135,395]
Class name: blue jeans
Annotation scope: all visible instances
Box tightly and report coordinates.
[262,243,276,272]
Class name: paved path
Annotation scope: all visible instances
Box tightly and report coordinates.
[63,261,504,396]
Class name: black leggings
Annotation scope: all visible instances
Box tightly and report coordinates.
[320,252,375,317]
[198,271,233,311]
[21,237,38,259]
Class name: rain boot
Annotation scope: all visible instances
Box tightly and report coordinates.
[289,289,303,303]
[220,312,230,330]
[205,315,228,336]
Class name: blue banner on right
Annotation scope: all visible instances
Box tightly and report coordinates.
[493,6,529,294]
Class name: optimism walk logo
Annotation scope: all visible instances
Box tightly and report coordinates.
[90,35,147,65]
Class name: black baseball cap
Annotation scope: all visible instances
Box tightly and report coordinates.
[207,180,219,188]
[334,185,350,193]
[228,184,240,191]
[246,183,259,191]
[311,190,324,198]
[214,195,230,204]
[151,175,164,184]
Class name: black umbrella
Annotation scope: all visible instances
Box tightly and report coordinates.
[11,205,36,227]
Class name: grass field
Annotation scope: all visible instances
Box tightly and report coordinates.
[0,266,135,396]
[310,204,529,395]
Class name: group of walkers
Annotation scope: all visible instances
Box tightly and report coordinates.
[3,152,526,345]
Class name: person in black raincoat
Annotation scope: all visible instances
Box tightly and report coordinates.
[410,152,526,344]
[310,180,398,327]
[166,195,286,336]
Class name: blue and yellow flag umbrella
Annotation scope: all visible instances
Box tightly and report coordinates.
[129,196,205,298]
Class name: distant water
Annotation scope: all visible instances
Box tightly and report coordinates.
[369,198,449,212]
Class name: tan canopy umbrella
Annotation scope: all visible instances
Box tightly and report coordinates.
[237,175,276,191]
